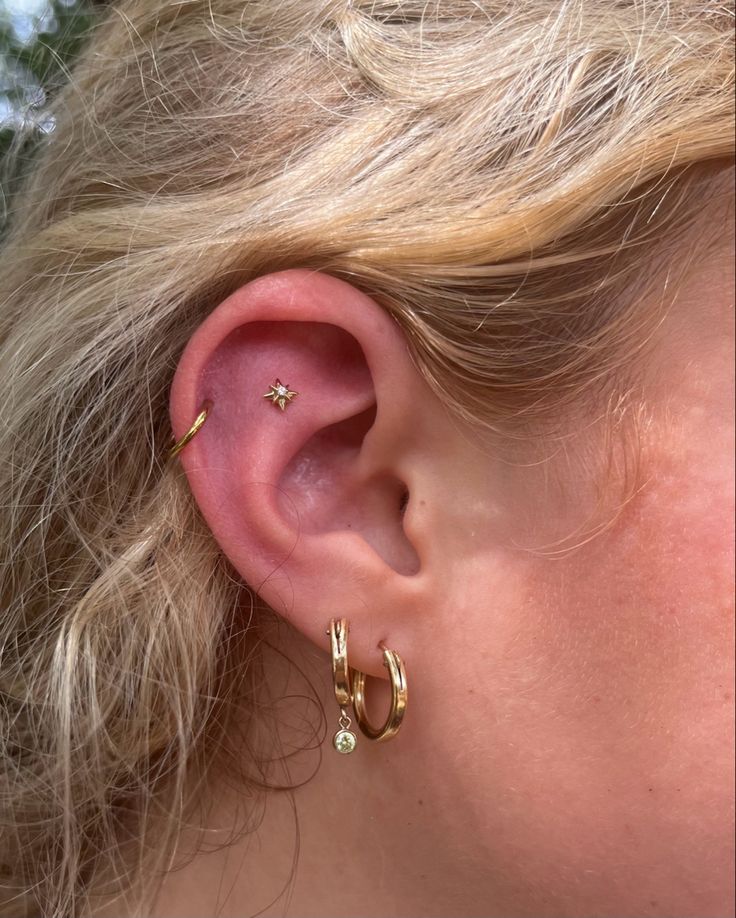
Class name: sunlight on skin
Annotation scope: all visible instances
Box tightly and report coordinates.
[149,170,734,918]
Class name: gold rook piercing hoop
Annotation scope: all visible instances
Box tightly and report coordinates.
[167,400,212,460]
[352,642,408,742]
[327,618,358,754]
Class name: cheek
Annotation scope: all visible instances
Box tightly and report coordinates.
[503,409,735,911]
[543,353,734,734]
[595,414,734,652]
[557,438,734,749]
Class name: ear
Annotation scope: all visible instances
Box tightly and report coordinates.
[168,269,446,679]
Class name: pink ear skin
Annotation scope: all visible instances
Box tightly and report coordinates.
[168,268,444,678]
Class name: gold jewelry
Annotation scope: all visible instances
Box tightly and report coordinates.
[326,618,408,753]
[352,642,408,742]
[263,379,298,411]
[167,400,212,460]
[327,618,358,754]
[167,374,299,459]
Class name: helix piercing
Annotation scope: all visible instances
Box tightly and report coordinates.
[167,400,212,460]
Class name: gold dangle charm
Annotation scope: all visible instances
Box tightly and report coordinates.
[327,618,358,754]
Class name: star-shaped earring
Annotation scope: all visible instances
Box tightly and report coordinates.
[263,379,299,411]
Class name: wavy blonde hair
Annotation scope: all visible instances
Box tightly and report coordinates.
[0,1,733,915]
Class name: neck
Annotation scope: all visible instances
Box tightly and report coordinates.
[142,619,496,918]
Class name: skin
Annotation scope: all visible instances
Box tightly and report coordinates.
[155,172,734,918]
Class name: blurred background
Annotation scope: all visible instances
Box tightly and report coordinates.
[1,0,104,229]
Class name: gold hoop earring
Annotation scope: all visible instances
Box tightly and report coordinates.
[352,642,407,742]
[327,618,358,754]
[167,400,212,460]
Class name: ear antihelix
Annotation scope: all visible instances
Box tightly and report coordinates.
[169,396,421,579]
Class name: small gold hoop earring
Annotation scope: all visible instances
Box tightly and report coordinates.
[352,642,407,742]
[167,400,212,460]
[327,618,358,754]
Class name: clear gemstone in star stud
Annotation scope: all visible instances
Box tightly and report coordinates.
[263,378,298,410]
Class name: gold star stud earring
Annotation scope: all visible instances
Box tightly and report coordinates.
[263,378,298,411]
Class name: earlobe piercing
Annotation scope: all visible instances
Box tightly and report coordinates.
[327,618,358,754]
[263,379,298,411]
[326,618,408,754]
[352,642,408,742]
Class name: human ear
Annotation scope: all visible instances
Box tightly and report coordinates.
[169,269,441,679]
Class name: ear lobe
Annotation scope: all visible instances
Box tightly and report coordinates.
[169,269,429,677]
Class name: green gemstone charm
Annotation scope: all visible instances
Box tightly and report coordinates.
[333,729,357,754]
[333,708,357,754]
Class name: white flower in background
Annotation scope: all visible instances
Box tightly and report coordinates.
[2,0,58,43]
[1,0,61,131]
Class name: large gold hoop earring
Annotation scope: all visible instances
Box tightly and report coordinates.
[327,618,358,754]
[352,642,407,742]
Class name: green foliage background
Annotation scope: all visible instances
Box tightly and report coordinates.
[1,0,103,233]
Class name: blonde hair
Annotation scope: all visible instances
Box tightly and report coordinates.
[0,1,732,915]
